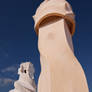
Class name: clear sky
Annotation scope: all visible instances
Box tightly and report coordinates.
[0,0,92,92]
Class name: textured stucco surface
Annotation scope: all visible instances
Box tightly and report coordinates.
[9,62,36,92]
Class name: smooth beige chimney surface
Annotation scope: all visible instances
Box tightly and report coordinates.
[33,0,89,92]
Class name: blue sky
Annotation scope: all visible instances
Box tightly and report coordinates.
[0,0,92,92]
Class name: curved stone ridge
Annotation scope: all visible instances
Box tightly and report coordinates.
[9,62,36,92]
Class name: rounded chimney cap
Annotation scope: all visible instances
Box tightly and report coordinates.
[33,0,75,36]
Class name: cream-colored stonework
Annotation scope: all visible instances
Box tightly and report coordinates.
[9,62,36,92]
[33,0,89,92]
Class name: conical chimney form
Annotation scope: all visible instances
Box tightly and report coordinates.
[33,0,89,92]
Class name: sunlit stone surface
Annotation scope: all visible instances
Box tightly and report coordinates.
[9,62,36,92]
[33,0,89,92]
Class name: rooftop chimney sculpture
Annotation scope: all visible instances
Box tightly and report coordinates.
[9,62,36,92]
[9,0,89,92]
[33,0,89,92]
